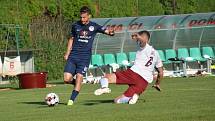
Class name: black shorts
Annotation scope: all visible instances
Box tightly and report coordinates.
[64,59,89,75]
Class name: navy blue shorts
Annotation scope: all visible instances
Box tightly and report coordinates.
[64,59,89,76]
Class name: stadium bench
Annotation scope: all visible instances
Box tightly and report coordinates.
[116,52,129,68]
[189,47,208,72]
[157,50,169,64]
[87,54,104,77]
[202,47,215,73]
[165,49,182,76]
[128,52,136,66]
[189,47,206,62]
[91,54,104,66]
[177,48,194,62]
[104,53,117,73]
[202,47,215,59]
[165,49,180,63]
[177,48,193,77]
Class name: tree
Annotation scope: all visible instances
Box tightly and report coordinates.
[196,0,215,13]
[62,0,94,21]
[176,0,197,14]
[160,0,174,15]
[138,0,164,16]
[160,0,199,15]
[93,0,137,18]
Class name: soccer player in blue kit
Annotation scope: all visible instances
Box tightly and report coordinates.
[64,6,115,106]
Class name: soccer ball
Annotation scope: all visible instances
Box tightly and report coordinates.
[45,93,59,106]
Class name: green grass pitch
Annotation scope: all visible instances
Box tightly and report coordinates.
[0,76,215,121]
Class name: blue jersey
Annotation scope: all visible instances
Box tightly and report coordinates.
[68,21,106,62]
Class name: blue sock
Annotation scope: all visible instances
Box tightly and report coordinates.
[117,97,131,104]
[100,78,108,88]
[70,90,79,101]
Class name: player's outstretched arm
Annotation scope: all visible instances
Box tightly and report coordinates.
[104,29,115,36]
[153,67,163,91]
[64,37,73,60]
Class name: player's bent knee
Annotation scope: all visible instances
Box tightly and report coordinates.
[75,73,84,83]
[64,78,71,83]
[64,76,70,82]
[64,76,73,84]
[76,73,83,78]
[64,73,73,83]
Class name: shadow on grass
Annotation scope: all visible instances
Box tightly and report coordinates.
[0,86,21,90]
[47,81,64,85]
[0,82,20,90]
[20,101,47,105]
[83,98,146,106]
[83,99,114,106]
[20,101,66,108]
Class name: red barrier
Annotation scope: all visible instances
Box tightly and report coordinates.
[18,72,48,89]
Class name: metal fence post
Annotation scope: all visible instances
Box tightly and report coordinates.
[15,24,20,56]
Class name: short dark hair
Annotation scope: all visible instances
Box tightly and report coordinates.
[80,6,91,14]
[138,30,150,39]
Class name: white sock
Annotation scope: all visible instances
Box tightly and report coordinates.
[100,78,108,88]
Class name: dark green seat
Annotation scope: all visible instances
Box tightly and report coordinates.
[128,52,136,63]
[104,53,116,65]
[177,48,193,62]
[128,52,136,66]
[91,54,104,66]
[202,47,215,59]
[157,50,166,62]
[189,47,206,62]
[165,49,180,63]
[116,53,128,66]
[104,53,117,73]
[213,47,215,52]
